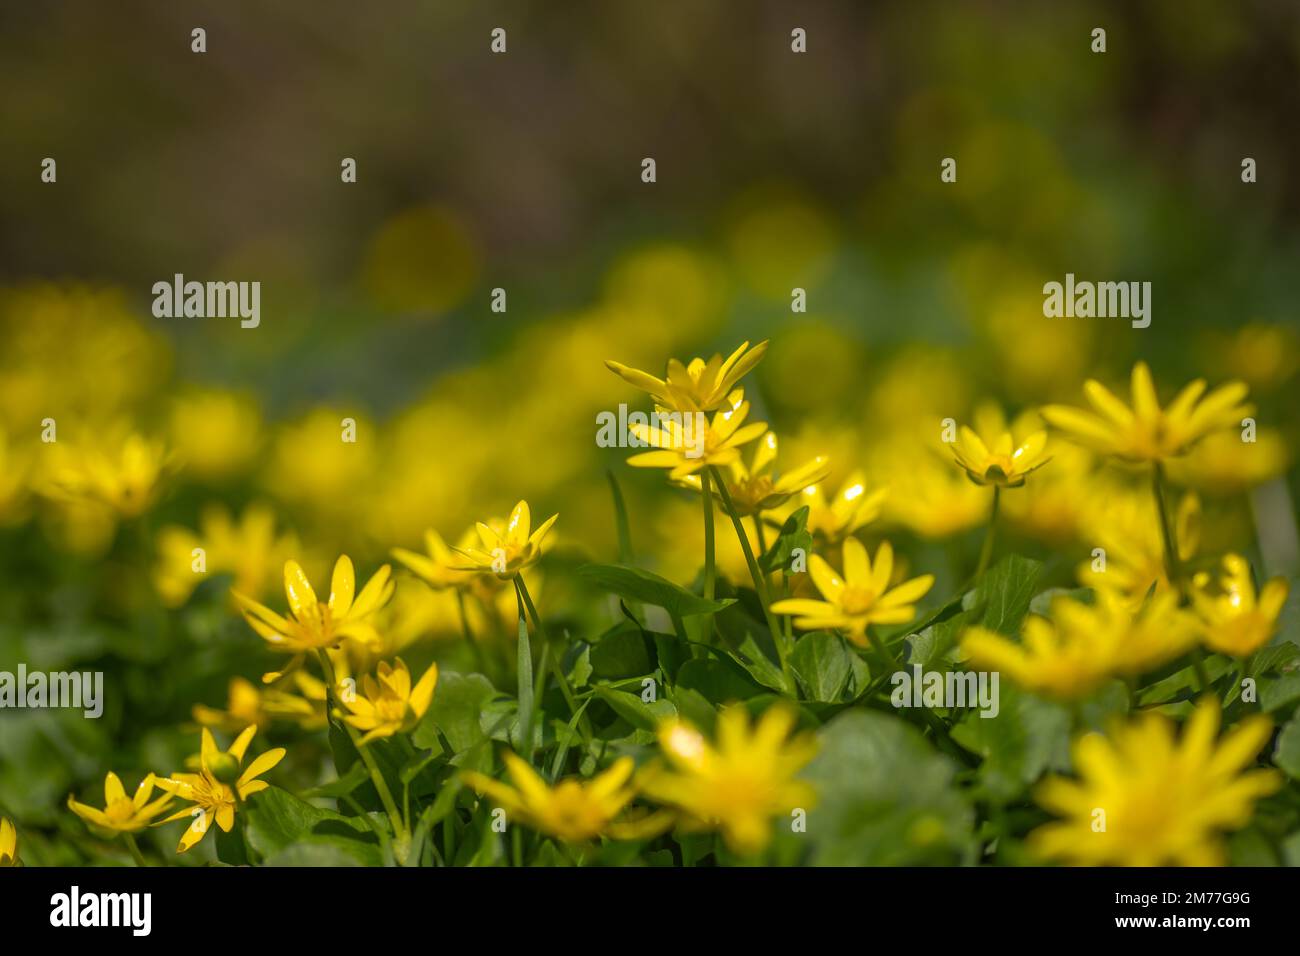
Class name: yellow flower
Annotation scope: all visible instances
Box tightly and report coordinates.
[462,752,650,843]
[0,817,18,866]
[779,471,887,544]
[157,726,286,853]
[453,500,557,581]
[154,502,299,607]
[68,772,174,834]
[1166,427,1290,495]
[1041,362,1252,462]
[626,390,768,480]
[771,538,934,646]
[639,705,818,855]
[878,442,987,539]
[42,430,170,517]
[392,527,479,590]
[679,431,830,516]
[606,340,768,413]
[168,389,262,482]
[1030,699,1280,866]
[234,555,394,653]
[339,658,439,744]
[1077,488,1199,609]
[1192,554,1289,658]
[1001,444,1097,545]
[948,404,1050,487]
[961,589,1199,700]
[192,675,325,733]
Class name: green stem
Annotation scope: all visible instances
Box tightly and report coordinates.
[710,467,790,676]
[456,588,491,679]
[516,575,593,741]
[701,468,716,601]
[123,833,149,867]
[1152,461,1182,591]
[1152,463,1208,692]
[315,649,408,855]
[974,485,1000,580]
[754,517,769,567]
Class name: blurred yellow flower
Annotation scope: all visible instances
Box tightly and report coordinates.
[68,772,173,835]
[339,658,438,744]
[949,405,1050,487]
[234,555,394,653]
[1166,427,1289,495]
[168,389,262,482]
[1030,699,1280,866]
[462,752,648,843]
[42,430,170,517]
[1192,554,1289,658]
[0,817,18,866]
[1213,322,1298,392]
[1077,488,1199,608]
[192,675,325,733]
[639,705,818,855]
[679,431,829,516]
[780,471,887,544]
[157,726,286,853]
[961,589,1199,700]
[771,538,934,645]
[1001,443,1097,545]
[1041,362,1252,462]
[627,391,767,480]
[454,500,557,581]
[155,503,299,607]
[606,340,768,413]
[879,444,987,539]
[0,284,169,432]
[392,527,479,591]
[262,408,377,524]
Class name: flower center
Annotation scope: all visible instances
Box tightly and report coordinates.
[105,798,136,823]
[840,586,878,615]
[375,697,408,723]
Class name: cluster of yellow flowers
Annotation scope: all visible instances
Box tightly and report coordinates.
[9,317,1288,868]
[602,342,1289,866]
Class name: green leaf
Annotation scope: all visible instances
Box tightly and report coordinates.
[949,682,1071,802]
[605,469,634,564]
[413,671,500,757]
[715,600,795,695]
[904,610,972,671]
[515,602,535,756]
[972,554,1043,636]
[797,711,974,865]
[759,506,812,574]
[592,686,677,731]
[789,631,858,703]
[674,658,764,704]
[1274,713,1300,779]
[244,786,383,866]
[578,563,735,618]
[300,761,370,800]
[590,620,653,679]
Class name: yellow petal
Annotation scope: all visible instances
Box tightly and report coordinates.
[329,555,356,616]
[104,771,126,805]
[283,560,319,619]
